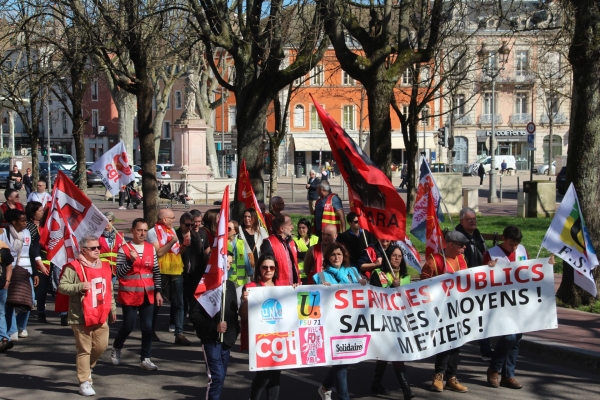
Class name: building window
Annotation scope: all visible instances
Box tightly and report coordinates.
[91,110,99,135]
[310,105,323,130]
[294,75,304,86]
[342,71,355,86]
[401,68,412,85]
[175,91,182,109]
[62,111,68,135]
[547,96,559,114]
[515,92,528,114]
[483,92,496,115]
[228,105,236,132]
[311,65,324,86]
[163,121,171,139]
[294,104,305,127]
[454,94,466,116]
[343,105,355,131]
[484,52,497,70]
[515,50,528,76]
[402,104,409,118]
[166,94,171,110]
[91,79,98,101]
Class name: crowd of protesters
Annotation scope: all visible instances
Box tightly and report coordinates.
[0,172,544,399]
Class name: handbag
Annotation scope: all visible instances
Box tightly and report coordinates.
[14,181,22,190]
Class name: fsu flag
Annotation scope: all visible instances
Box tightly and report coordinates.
[39,171,109,267]
[411,156,444,243]
[426,191,445,259]
[90,141,135,195]
[311,96,406,240]
[195,186,230,317]
[237,159,267,229]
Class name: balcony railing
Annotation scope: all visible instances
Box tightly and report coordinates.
[478,114,503,125]
[539,112,567,125]
[509,113,532,125]
[453,114,472,125]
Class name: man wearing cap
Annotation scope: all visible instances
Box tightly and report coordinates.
[420,230,469,394]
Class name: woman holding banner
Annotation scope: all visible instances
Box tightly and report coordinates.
[293,218,319,284]
[238,208,268,273]
[369,245,415,399]
[313,243,367,400]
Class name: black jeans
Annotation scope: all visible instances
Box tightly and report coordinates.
[113,297,154,360]
[479,175,484,185]
[35,272,52,313]
[434,347,461,378]
[250,370,281,400]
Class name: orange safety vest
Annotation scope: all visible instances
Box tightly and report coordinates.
[99,234,124,275]
[265,236,300,286]
[71,260,113,327]
[118,242,156,306]
[321,193,341,231]
[431,253,468,276]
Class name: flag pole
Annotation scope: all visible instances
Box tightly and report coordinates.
[439,234,448,273]
[219,261,227,343]
[378,239,396,280]
[109,224,137,255]
[536,245,543,259]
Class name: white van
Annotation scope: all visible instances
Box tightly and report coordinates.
[469,155,516,175]
[50,153,76,169]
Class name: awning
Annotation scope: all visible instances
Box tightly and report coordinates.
[392,135,437,150]
[293,137,332,151]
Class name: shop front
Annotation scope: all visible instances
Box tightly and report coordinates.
[476,129,530,170]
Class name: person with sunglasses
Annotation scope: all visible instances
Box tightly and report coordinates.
[369,245,414,399]
[293,218,319,284]
[260,214,301,286]
[26,180,52,209]
[0,189,25,228]
[58,235,117,396]
[420,230,469,394]
[357,237,392,280]
[336,212,376,267]
[239,254,289,400]
[313,243,367,400]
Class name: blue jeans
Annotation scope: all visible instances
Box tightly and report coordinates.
[323,365,350,400]
[0,289,9,340]
[202,341,231,400]
[113,297,154,360]
[490,334,522,378]
[153,274,184,335]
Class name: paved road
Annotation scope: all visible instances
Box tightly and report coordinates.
[1,305,599,400]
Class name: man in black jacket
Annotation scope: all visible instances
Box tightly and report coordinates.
[336,212,376,267]
[455,207,492,360]
[190,252,240,400]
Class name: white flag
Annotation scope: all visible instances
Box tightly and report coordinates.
[90,141,135,195]
[574,269,597,297]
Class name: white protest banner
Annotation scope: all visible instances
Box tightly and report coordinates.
[90,141,135,195]
[248,259,557,370]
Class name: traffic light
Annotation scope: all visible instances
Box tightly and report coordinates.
[437,127,447,147]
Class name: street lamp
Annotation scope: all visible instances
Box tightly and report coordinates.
[421,108,429,159]
[478,41,510,203]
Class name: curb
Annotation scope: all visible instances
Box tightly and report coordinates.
[520,335,600,373]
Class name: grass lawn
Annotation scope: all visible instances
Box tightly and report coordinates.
[289,213,562,273]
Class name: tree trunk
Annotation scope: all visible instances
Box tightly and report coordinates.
[30,134,40,186]
[557,0,600,304]
[137,78,159,225]
[269,137,280,197]
[71,96,87,193]
[205,125,220,178]
[114,90,136,163]
[364,80,394,178]
[405,127,420,214]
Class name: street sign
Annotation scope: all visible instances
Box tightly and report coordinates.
[526,122,536,134]
[527,134,534,144]
[431,151,436,161]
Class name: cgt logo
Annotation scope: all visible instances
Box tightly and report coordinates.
[255,332,298,368]
[297,291,321,320]
[260,298,283,325]
[330,335,371,360]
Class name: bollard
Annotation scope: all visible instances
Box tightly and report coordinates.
[291,174,295,202]
[264,181,268,203]
[205,183,208,204]
[499,175,503,202]
[517,176,520,193]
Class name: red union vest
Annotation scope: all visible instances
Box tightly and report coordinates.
[431,253,468,276]
[118,242,156,306]
[71,260,113,327]
[321,193,341,231]
[307,243,325,284]
[265,236,300,286]
[486,244,528,265]
[99,234,124,275]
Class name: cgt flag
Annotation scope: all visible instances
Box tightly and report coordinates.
[311,96,406,240]
[195,186,230,317]
[541,183,598,296]
[237,159,267,229]
[90,141,135,196]
[411,156,444,243]
[426,190,445,259]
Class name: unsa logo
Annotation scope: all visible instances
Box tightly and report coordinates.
[260,298,283,324]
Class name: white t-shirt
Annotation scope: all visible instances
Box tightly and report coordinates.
[146,227,158,244]
[27,191,52,206]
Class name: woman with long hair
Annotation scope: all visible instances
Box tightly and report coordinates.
[26,202,51,323]
[369,245,414,399]
[293,218,319,284]
[238,208,268,273]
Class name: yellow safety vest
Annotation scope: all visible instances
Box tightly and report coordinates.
[293,235,319,279]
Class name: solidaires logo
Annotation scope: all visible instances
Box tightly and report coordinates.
[297,291,321,320]
[260,298,283,324]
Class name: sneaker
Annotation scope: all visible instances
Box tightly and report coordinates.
[370,382,390,395]
[487,367,499,388]
[500,377,523,389]
[9,332,18,341]
[481,350,494,361]
[118,206,126,210]
[110,347,121,366]
[37,313,48,323]
[140,358,158,370]
[18,329,28,338]
[174,334,191,346]
[79,381,96,396]
[151,331,160,342]
[431,373,444,392]
[61,314,69,326]
[168,324,176,333]
[445,376,468,393]
[317,386,332,400]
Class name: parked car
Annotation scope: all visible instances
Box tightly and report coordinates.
[0,163,10,188]
[39,162,73,185]
[50,153,76,169]
[533,161,556,175]
[70,162,103,187]
[556,166,567,195]
[133,165,142,185]
[156,164,174,179]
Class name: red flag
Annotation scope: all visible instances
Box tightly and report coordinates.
[425,190,445,259]
[39,171,108,267]
[237,159,267,229]
[311,96,406,240]
[195,186,229,317]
